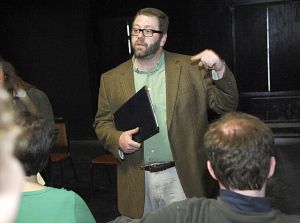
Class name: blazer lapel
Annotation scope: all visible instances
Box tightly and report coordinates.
[165,52,181,129]
[119,60,135,100]
[118,54,181,130]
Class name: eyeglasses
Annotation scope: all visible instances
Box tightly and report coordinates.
[131,28,163,37]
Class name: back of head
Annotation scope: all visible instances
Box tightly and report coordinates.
[14,112,55,176]
[0,57,32,92]
[135,8,169,33]
[204,111,274,190]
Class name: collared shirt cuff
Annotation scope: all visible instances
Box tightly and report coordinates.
[211,70,222,80]
[118,149,124,160]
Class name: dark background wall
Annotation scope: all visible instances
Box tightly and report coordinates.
[0,0,299,139]
[0,0,97,138]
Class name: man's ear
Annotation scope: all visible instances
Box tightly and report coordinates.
[160,33,167,47]
[267,156,276,178]
[207,160,218,181]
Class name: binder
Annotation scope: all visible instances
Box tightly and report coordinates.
[113,86,159,143]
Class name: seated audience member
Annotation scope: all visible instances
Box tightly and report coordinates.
[0,57,54,128]
[14,112,96,223]
[0,88,24,223]
[0,57,54,185]
[111,111,300,223]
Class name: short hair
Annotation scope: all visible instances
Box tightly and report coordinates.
[14,112,55,176]
[135,8,169,33]
[204,112,274,190]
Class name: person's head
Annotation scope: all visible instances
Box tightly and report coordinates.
[131,8,168,59]
[0,88,24,223]
[204,112,275,191]
[0,57,32,93]
[14,112,55,177]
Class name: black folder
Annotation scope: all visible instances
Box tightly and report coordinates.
[113,86,159,143]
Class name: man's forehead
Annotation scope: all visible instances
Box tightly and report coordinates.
[133,15,159,28]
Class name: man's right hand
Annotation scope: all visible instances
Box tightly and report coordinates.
[119,127,141,154]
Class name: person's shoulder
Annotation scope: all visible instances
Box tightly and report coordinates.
[26,87,47,98]
[165,197,210,213]
[185,197,215,208]
[45,187,89,204]
[150,197,210,222]
[165,51,191,59]
[164,51,193,66]
[45,187,78,197]
[102,59,132,77]
[275,211,300,223]
[22,187,75,199]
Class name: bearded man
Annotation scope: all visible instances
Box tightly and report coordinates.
[94,7,238,218]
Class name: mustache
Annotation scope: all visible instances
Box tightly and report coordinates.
[133,41,147,47]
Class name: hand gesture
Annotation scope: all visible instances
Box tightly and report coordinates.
[191,49,225,74]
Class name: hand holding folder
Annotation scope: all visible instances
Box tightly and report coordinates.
[113,86,159,143]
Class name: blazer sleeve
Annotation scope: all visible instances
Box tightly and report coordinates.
[94,74,123,159]
[203,64,239,114]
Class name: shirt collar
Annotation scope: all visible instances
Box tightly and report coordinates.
[132,53,165,74]
[219,189,272,213]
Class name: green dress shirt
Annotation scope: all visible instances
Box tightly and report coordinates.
[133,53,173,165]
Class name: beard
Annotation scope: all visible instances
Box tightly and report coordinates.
[132,37,162,59]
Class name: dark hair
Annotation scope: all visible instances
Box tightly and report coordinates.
[135,8,169,33]
[0,57,32,94]
[14,112,55,176]
[204,112,275,190]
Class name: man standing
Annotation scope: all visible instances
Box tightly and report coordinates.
[94,7,238,218]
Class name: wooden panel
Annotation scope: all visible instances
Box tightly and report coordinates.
[239,91,300,122]
[234,2,300,92]
[269,2,300,91]
[234,5,268,92]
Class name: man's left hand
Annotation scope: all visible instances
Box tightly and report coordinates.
[191,49,225,78]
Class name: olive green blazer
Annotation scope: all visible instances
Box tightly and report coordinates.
[94,51,238,218]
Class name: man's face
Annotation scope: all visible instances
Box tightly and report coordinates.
[131,15,166,59]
